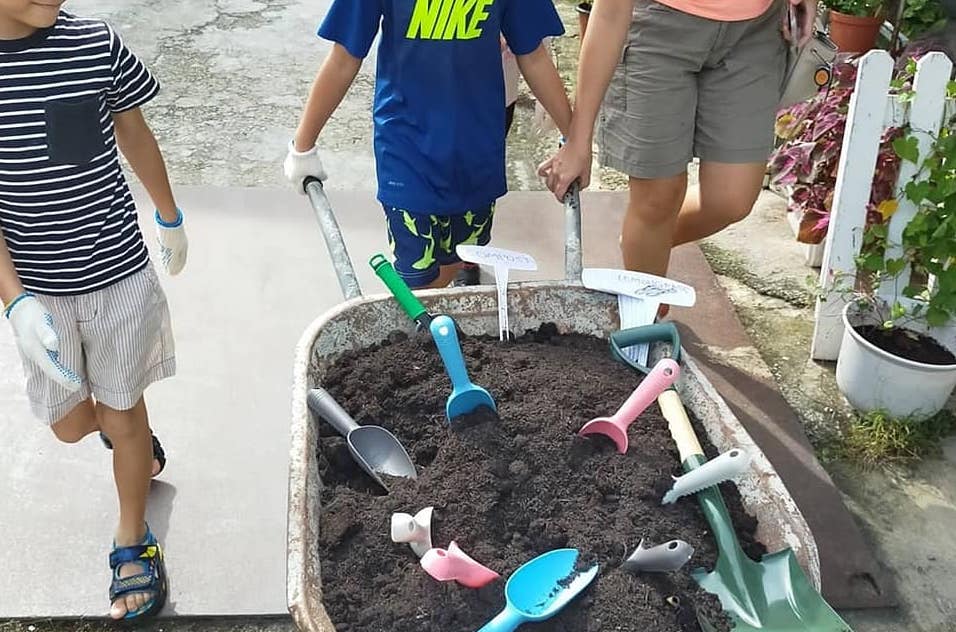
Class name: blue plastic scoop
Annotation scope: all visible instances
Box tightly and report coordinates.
[429,315,496,422]
[476,549,599,632]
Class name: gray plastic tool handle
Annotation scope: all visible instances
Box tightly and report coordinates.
[307,388,360,436]
[564,182,582,281]
[305,177,362,301]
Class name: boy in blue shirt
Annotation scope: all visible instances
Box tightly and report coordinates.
[285,0,572,288]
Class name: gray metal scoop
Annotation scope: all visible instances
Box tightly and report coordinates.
[307,388,417,490]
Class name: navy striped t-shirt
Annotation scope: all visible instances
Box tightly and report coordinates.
[0,12,159,296]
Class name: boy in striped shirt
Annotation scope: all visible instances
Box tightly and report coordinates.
[0,1,186,622]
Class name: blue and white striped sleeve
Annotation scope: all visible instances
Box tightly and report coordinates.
[105,25,160,113]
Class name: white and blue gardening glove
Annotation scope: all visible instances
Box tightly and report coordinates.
[156,208,188,276]
[4,293,81,392]
[283,140,327,195]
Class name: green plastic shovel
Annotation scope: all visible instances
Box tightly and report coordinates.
[658,386,852,631]
[612,323,851,630]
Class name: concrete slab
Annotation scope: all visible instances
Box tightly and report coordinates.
[1,186,334,617]
[0,188,626,619]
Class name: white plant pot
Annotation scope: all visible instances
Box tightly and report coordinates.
[836,303,956,420]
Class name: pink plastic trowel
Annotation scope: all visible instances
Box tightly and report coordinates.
[420,541,500,588]
[578,358,680,454]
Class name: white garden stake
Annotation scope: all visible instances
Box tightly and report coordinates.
[582,269,697,365]
[457,245,538,341]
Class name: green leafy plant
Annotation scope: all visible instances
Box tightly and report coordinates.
[812,59,956,335]
[899,0,946,39]
[841,409,956,468]
[770,59,904,245]
[854,96,956,330]
[824,0,886,17]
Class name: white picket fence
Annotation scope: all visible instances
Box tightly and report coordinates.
[811,50,955,361]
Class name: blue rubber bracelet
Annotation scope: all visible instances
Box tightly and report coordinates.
[155,208,183,228]
[3,291,35,319]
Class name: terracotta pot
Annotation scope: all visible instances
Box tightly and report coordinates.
[577,2,592,42]
[828,10,883,54]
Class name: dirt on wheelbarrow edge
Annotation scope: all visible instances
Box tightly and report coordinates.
[313,324,765,632]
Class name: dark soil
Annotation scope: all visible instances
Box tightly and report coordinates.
[856,325,956,366]
[316,324,765,632]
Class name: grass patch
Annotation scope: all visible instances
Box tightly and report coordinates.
[840,409,956,468]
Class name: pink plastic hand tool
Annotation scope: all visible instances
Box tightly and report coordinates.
[420,541,500,588]
[578,358,680,454]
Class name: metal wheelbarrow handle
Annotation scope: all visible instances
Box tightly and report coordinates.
[305,175,583,297]
[564,182,583,281]
[305,177,362,300]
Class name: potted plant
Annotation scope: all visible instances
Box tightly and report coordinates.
[825,0,887,53]
[834,115,956,420]
[769,58,902,264]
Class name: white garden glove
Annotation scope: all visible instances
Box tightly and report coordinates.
[284,140,327,194]
[5,293,82,392]
[156,208,188,276]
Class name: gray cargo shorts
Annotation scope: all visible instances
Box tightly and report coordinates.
[18,264,176,424]
[598,0,788,179]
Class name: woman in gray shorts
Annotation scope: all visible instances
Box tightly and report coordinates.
[540,0,816,290]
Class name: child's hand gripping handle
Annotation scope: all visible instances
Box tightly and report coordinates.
[609,358,680,431]
[429,315,472,390]
[369,254,430,327]
[307,388,360,437]
[657,388,704,463]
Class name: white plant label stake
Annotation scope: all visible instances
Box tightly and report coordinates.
[457,245,538,341]
[582,268,697,364]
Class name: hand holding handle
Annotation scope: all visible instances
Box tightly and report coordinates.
[307,388,360,437]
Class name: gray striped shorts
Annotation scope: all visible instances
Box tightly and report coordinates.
[20,264,176,424]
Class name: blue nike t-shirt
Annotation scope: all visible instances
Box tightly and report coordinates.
[318,0,564,215]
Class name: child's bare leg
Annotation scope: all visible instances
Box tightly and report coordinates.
[51,399,99,444]
[53,398,162,477]
[422,264,463,289]
[97,397,153,619]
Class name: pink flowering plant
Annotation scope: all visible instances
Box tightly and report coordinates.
[769,58,906,244]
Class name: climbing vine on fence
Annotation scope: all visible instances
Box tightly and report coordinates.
[854,62,956,328]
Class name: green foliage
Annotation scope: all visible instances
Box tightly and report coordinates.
[841,409,956,468]
[853,75,956,331]
[825,0,885,17]
[900,0,946,39]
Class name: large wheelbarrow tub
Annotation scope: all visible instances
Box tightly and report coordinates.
[287,282,820,632]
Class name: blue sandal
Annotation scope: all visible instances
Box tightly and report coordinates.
[109,527,168,623]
